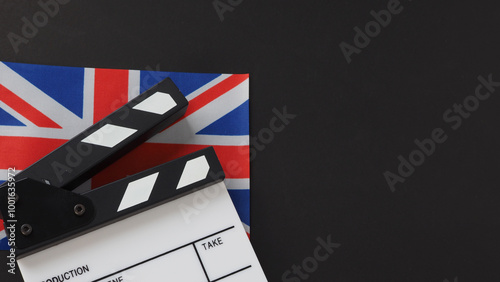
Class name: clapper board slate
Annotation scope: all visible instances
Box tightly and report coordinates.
[0,77,266,281]
[0,61,252,248]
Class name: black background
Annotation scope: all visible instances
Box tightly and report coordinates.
[1,0,500,281]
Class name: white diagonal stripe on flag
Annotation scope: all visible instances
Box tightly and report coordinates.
[0,62,83,129]
[185,74,231,101]
[148,78,248,145]
[0,100,37,128]
[0,99,80,139]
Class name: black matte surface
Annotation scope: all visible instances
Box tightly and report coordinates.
[1,0,500,281]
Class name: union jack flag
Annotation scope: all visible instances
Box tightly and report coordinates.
[0,61,250,249]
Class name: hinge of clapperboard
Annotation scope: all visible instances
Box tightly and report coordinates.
[0,77,225,258]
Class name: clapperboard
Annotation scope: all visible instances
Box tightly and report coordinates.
[0,78,267,281]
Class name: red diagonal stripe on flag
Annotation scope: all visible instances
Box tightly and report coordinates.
[172,74,249,125]
[0,84,61,128]
[93,69,129,123]
[0,136,66,169]
[185,74,248,116]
